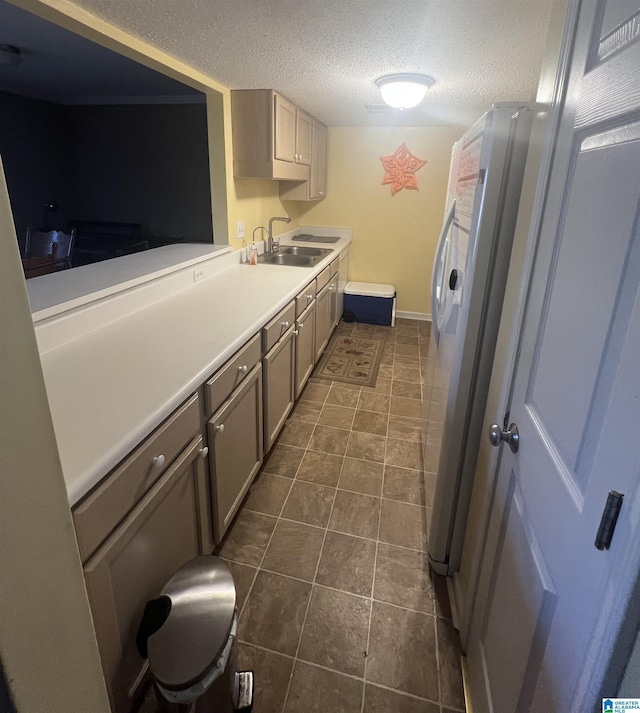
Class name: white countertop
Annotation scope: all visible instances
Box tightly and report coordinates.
[32,229,351,505]
[27,243,232,320]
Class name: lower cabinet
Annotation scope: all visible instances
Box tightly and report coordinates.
[208,363,263,542]
[295,299,316,398]
[329,272,339,331]
[263,325,296,451]
[315,281,332,362]
[338,248,350,321]
[82,435,209,712]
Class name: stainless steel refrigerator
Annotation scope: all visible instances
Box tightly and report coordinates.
[426,103,534,576]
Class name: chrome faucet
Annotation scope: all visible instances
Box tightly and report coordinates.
[267,216,291,255]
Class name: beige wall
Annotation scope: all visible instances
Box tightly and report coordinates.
[283,126,465,314]
[0,160,110,712]
[227,177,297,250]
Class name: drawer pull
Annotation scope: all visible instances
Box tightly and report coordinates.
[281,321,290,328]
[152,454,165,469]
[306,294,313,302]
[199,446,209,458]
[293,330,299,336]
[298,322,304,329]
[238,365,248,375]
[216,424,225,434]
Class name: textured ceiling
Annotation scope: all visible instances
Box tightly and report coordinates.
[1,0,555,127]
[0,1,200,103]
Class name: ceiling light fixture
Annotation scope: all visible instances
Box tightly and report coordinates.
[375,73,435,110]
[0,44,21,66]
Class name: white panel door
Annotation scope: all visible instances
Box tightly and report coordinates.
[466,1,640,711]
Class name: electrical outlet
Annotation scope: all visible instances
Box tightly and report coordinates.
[193,267,205,282]
[236,221,245,239]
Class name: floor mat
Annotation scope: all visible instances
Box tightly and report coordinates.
[314,334,383,387]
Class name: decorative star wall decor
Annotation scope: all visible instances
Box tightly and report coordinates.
[379,143,427,196]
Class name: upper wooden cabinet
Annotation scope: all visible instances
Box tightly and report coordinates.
[311,120,328,199]
[274,94,312,166]
[232,89,312,180]
[280,119,328,201]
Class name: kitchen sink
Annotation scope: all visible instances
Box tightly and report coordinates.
[258,246,333,267]
[292,234,341,244]
[278,246,332,257]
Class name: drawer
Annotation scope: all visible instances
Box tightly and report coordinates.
[262,301,296,353]
[296,280,316,316]
[330,257,340,277]
[73,392,201,564]
[316,264,332,291]
[206,333,261,415]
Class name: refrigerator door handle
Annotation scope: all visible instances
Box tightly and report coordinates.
[431,200,456,344]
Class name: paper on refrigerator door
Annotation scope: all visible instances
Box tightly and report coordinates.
[456,132,484,220]
[451,129,485,309]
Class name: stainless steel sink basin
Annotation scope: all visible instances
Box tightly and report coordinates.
[258,246,333,267]
[278,246,331,257]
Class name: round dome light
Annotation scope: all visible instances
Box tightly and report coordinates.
[375,73,435,110]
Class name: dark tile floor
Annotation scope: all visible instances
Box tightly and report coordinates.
[217,318,465,713]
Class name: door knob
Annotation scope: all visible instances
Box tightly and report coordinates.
[488,422,519,453]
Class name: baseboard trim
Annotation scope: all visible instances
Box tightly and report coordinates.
[396,310,431,322]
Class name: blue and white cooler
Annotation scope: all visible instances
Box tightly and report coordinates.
[343,282,396,327]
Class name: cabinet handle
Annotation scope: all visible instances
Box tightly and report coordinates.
[199,446,209,458]
[293,330,299,336]
[238,364,248,375]
[329,285,334,291]
[281,321,290,328]
[152,454,165,469]
[306,294,313,301]
[298,322,304,329]
[319,191,324,195]
[216,424,225,434]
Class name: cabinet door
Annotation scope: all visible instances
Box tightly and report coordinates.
[295,111,313,166]
[274,94,296,163]
[315,283,332,362]
[263,326,296,451]
[338,249,349,320]
[83,436,209,713]
[295,300,316,399]
[310,121,328,199]
[329,275,339,331]
[209,364,263,541]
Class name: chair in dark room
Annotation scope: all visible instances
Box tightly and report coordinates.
[22,227,76,278]
[68,220,146,265]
